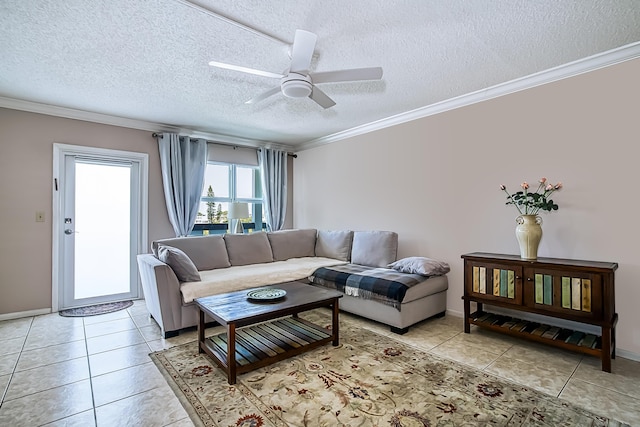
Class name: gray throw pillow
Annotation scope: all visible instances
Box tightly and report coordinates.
[351,231,398,267]
[315,230,353,261]
[152,235,230,270]
[157,245,201,282]
[224,232,274,266]
[267,229,317,261]
[388,257,450,276]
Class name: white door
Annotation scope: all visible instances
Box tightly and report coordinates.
[53,145,148,310]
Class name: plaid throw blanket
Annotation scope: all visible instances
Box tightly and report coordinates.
[310,264,428,310]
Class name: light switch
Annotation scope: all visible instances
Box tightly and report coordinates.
[36,211,45,222]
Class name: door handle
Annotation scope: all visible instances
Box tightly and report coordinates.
[64,229,74,235]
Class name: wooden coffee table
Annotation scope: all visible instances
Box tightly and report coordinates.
[195,281,343,384]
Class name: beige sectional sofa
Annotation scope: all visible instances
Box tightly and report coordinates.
[137,229,448,338]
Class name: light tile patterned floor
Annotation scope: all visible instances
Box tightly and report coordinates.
[0,300,639,426]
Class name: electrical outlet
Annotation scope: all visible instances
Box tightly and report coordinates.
[36,211,45,222]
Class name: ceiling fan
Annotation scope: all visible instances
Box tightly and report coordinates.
[209,29,383,109]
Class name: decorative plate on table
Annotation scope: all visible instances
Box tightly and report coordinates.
[247,288,287,301]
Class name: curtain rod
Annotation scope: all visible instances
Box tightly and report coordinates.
[152,133,297,158]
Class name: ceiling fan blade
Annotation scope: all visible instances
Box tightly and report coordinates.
[209,61,283,79]
[289,29,317,74]
[310,67,383,84]
[245,86,281,105]
[309,86,336,109]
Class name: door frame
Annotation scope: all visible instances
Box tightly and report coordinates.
[52,143,149,312]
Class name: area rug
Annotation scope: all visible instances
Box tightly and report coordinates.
[150,310,628,427]
[58,300,133,317]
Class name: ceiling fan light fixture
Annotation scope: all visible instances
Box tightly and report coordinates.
[209,29,383,107]
[280,73,312,98]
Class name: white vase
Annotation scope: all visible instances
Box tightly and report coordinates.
[515,215,543,260]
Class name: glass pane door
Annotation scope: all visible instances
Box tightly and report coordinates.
[74,161,131,299]
[61,156,139,308]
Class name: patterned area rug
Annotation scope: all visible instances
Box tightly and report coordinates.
[58,300,133,317]
[150,310,628,427]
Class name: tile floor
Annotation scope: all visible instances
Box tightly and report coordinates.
[1,300,639,426]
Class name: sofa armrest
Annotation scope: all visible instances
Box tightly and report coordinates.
[136,254,183,336]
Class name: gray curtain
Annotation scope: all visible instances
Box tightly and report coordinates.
[158,133,207,237]
[259,148,287,231]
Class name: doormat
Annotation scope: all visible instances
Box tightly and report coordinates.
[59,300,133,317]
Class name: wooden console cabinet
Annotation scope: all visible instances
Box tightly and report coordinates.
[461,252,618,372]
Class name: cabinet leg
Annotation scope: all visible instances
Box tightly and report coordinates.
[612,325,616,359]
[602,327,612,373]
[463,299,470,333]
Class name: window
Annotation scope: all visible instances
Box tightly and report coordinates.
[192,163,264,235]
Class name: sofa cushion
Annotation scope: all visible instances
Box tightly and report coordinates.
[180,257,347,303]
[351,231,398,267]
[267,229,317,261]
[315,230,353,261]
[157,245,201,282]
[224,232,274,266]
[388,257,450,276]
[152,235,230,270]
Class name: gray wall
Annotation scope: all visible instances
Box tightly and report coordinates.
[0,109,293,314]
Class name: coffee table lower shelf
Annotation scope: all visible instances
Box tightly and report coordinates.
[200,316,333,384]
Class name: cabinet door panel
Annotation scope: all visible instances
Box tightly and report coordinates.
[523,267,602,320]
[467,262,522,305]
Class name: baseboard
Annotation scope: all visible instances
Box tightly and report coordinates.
[0,308,52,321]
[615,349,640,362]
[446,308,464,318]
[444,307,640,362]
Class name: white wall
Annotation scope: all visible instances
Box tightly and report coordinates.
[293,57,640,356]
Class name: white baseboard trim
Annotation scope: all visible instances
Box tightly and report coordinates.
[444,307,640,362]
[613,349,640,363]
[0,308,52,321]
[446,308,464,318]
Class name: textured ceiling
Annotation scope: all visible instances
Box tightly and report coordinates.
[1,1,639,147]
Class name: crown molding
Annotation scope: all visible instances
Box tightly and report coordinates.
[3,41,638,154]
[295,41,640,152]
[0,96,293,151]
